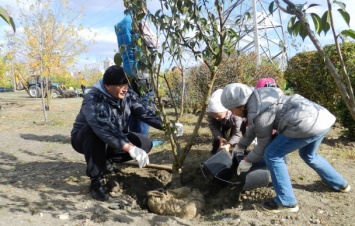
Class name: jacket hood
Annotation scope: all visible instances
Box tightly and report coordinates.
[94,79,113,98]
[246,87,283,126]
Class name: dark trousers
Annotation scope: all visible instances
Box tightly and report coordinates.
[71,124,152,181]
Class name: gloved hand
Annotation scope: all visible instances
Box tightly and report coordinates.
[128,146,150,168]
[237,159,252,175]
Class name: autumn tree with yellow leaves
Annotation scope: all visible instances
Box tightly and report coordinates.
[7,0,91,120]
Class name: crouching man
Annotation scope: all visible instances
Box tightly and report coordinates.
[71,65,164,201]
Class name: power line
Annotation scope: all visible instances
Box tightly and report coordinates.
[78,0,91,7]
[88,14,121,28]
[82,0,118,25]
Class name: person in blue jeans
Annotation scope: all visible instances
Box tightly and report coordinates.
[220,83,350,213]
[114,3,159,137]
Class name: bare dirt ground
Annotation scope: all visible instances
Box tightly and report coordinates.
[1,90,355,226]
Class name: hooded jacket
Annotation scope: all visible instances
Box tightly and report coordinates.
[238,87,336,163]
[71,79,163,151]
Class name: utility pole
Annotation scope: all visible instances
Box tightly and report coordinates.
[252,0,260,66]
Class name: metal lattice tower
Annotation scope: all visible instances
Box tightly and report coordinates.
[224,0,288,70]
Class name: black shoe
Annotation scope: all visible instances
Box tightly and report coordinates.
[106,161,121,174]
[262,199,299,213]
[90,180,109,201]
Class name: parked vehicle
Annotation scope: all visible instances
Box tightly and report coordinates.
[27,81,64,98]
[15,73,65,98]
[0,87,14,93]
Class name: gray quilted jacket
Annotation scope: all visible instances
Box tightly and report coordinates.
[238,87,336,163]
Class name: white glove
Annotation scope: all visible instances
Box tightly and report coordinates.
[128,146,150,168]
[237,159,252,175]
[232,146,244,157]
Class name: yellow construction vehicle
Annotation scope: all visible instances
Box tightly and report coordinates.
[14,73,63,98]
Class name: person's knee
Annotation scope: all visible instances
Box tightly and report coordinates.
[127,132,152,151]
[264,147,273,161]
[299,151,316,163]
[264,147,285,163]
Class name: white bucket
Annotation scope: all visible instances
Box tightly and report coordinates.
[175,123,183,137]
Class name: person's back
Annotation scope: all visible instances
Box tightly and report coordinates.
[115,10,135,76]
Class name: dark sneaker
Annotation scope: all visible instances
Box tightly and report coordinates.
[106,161,121,174]
[262,199,299,213]
[90,180,109,201]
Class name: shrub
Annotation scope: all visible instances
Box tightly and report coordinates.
[182,52,284,113]
[284,42,355,140]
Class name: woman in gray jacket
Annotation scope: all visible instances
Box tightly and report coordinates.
[220,83,350,213]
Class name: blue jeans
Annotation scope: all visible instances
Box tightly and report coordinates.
[264,129,348,206]
[129,89,155,137]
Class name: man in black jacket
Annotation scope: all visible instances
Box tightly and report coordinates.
[71,65,164,201]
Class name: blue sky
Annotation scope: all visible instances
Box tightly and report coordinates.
[0,0,354,72]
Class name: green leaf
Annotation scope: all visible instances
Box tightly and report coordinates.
[311,13,322,35]
[293,20,301,37]
[245,12,251,20]
[321,11,330,35]
[154,9,162,17]
[341,29,355,39]
[287,16,296,36]
[307,4,320,9]
[137,38,143,46]
[286,5,292,13]
[0,6,15,32]
[299,23,308,40]
[114,52,122,66]
[137,13,145,20]
[228,28,239,41]
[163,2,168,10]
[295,3,306,12]
[334,1,346,11]
[119,45,126,53]
[177,0,182,12]
[338,9,350,27]
[268,1,275,15]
